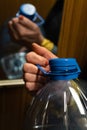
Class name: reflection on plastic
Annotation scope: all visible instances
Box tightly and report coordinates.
[1,52,26,79]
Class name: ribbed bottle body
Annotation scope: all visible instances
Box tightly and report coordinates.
[24,80,87,130]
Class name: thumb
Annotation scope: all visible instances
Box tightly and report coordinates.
[32,43,57,60]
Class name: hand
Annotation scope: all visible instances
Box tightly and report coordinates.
[8,15,44,49]
[23,43,57,91]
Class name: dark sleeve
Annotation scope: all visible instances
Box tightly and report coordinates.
[43,0,64,45]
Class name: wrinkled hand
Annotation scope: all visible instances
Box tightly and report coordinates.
[8,15,44,49]
[23,43,57,91]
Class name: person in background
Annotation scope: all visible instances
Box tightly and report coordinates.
[1,0,63,79]
[8,15,57,54]
[8,0,64,54]
[23,43,57,91]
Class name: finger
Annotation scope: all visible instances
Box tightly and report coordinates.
[23,63,50,80]
[23,63,41,74]
[11,18,36,41]
[32,43,57,60]
[11,18,27,37]
[18,15,37,30]
[8,17,19,32]
[25,82,43,91]
[25,52,49,66]
[8,21,19,40]
[23,63,50,74]
[24,73,47,83]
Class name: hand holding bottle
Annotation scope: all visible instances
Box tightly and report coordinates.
[8,15,44,49]
[23,43,57,91]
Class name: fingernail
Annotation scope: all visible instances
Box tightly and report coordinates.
[44,60,49,66]
[19,15,24,20]
[8,21,12,25]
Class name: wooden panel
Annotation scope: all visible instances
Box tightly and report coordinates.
[0,0,56,26]
[0,85,32,130]
[58,0,87,78]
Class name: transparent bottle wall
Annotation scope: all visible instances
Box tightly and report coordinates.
[24,80,87,130]
[24,58,87,130]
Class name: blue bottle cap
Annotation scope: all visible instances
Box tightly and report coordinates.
[49,58,77,66]
[16,3,45,26]
[16,4,36,20]
[49,58,81,80]
[36,58,81,80]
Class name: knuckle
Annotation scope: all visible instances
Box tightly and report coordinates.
[25,52,35,61]
[23,63,28,71]
[25,82,34,91]
[24,73,29,81]
[18,32,24,37]
[33,24,38,30]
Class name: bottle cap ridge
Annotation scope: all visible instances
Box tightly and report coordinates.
[37,58,81,80]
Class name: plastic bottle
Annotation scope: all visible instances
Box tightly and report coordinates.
[16,3,45,26]
[1,52,26,79]
[24,58,87,130]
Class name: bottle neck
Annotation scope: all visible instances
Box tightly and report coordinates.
[36,58,81,80]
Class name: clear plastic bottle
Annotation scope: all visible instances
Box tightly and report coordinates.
[16,3,45,35]
[16,3,45,26]
[24,58,87,130]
